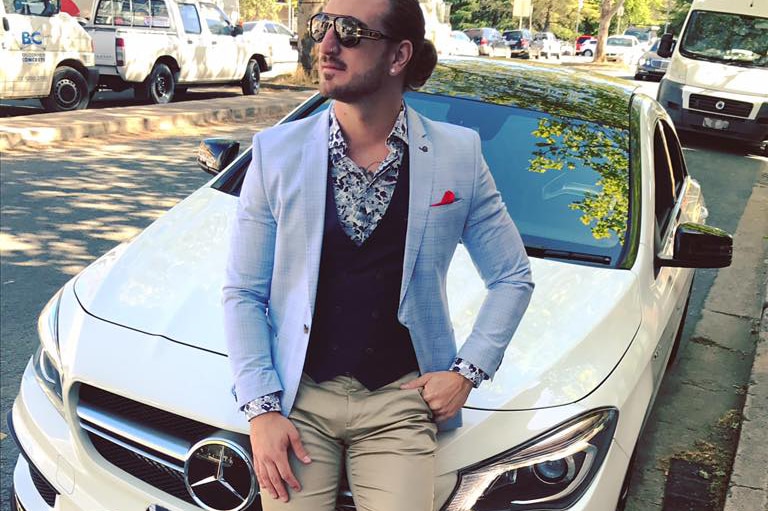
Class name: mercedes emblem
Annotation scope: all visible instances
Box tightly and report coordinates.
[184,438,257,511]
[715,100,726,111]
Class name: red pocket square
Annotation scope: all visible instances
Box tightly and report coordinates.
[431,190,456,207]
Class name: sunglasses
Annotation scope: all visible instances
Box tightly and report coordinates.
[308,12,393,48]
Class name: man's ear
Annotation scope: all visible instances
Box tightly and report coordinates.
[390,39,413,76]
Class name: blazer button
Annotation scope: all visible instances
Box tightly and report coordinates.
[303,324,309,334]
[365,347,375,355]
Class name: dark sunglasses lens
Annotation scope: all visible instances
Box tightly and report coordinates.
[336,16,360,47]
[309,14,331,42]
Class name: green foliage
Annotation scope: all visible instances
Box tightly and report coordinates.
[240,0,280,21]
[529,118,629,242]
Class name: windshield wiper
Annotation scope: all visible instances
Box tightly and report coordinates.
[525,246,612,265]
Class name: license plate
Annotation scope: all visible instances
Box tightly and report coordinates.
[703,117,729,130]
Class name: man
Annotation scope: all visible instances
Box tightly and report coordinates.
[223,0,534,509]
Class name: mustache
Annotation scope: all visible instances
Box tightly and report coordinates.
[320,55,346,70]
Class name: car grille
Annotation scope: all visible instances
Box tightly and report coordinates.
[688,94,753,118]
[649,59,668,69]
[29,459,58,507]
[76,385,357,511]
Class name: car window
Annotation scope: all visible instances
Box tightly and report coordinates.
[273,23,293,36]
[10,0,58,16]
[149,0,170,28]
[653,122,678,235]
[199,2,230,36]
[217,92,631,264]
[178,3,201,34]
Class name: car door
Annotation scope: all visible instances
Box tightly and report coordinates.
[650,119,692,385]
[198,1,237,80]
[176,2,206,82]
[269,21,295,62]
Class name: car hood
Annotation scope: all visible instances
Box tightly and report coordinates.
[669,57,768,97]
[74,186,641,411]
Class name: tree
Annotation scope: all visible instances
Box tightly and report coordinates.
[297,0,324,75]
[239,0,280,21]
[593,0,626,62]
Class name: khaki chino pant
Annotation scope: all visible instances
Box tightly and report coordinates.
[260,372,438,511]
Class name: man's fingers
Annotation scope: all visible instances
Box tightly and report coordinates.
[264,462,289,502]
[255,461,278,500]
[288,430,312,464]
[401,373,431,389]
[276,458,302,492]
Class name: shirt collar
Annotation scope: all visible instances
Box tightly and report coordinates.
[328,102,409,153]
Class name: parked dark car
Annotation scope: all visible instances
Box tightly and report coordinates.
[464,27,508,57]
[635,38,674,81]
[503,29,532,58]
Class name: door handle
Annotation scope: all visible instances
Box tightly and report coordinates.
[3,17,9,31]
[187,39,194,44]
[211,40,217,45]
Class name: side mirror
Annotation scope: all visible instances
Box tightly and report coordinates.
[657,33,674,58]
[657,223,733,269]
[197,138,240,176]
[232,24,243,36]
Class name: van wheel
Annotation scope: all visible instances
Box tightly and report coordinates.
[40,66,89,112]
[242,59,260,95]
[136,63,175,104]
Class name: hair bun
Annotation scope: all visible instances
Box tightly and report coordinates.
[406,39,438,90]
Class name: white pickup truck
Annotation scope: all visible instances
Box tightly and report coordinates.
[85,0,270,103]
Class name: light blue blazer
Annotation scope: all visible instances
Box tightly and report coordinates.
[223,104,533,431]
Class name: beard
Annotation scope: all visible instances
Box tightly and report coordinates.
[318,56,391,103]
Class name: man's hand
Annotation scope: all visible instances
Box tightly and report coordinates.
[401,371,473,422]
[249,412,311,503]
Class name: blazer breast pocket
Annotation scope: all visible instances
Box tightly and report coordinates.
[426,199,467,243]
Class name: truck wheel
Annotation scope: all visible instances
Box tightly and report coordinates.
[241,59,260,95]
[40,66,89,112]
[137,63,175,104]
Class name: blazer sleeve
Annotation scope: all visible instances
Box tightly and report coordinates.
[222,134,284,409]
[456,130,534,379]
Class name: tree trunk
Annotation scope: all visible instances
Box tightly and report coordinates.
[297,0,324,77]
[593,0,625,63]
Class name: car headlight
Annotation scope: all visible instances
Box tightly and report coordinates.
[638,57,647,66]
[32,291,64,410]
[444,408,618,511]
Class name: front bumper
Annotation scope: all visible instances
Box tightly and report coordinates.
[658,78,768,145]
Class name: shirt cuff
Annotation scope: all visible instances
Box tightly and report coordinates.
[451,357,489,388]
[243,392,282,421]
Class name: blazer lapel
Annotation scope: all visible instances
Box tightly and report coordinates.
[303,108,331,317]
[400,107,435,306]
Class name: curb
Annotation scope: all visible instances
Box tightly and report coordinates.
[723,275,768,511]
[0,87,315,151]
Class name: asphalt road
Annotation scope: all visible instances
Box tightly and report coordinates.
[1,77,766,510]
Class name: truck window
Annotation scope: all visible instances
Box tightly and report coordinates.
[178,3,201,34]
[200,2,230,36]
[149,0,170,27]
[11,0,59,16]
[681,10,768,67]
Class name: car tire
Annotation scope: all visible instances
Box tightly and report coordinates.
[40,66,89,112]
[136,63,175,104]
[667,290,692,369]
[616,446,638,511]
[584,49,593,57]
[241,59,261,95]
[635,74,644,81]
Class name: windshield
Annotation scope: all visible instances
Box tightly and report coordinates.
[505,30,524,40]
[608,37,633,47]
[681,10,768,67]
[625,29,650,42]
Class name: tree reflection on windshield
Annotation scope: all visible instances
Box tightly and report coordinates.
[529,117,629,244]
[681,10,768,67]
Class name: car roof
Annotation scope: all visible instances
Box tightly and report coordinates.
[423,59,635,130]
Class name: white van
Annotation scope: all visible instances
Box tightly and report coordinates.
[0,0,98,111]
[656,0,767,149]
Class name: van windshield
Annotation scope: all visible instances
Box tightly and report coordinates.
[681,10,768,68]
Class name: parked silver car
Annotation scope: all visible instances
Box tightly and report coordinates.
[635,39,673,81]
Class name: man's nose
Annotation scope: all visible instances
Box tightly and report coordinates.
[319,24,340,55]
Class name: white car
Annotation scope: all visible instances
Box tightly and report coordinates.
[8,59,732,511]
[242,20,298,66]
[606,35,643,64]
[444,30,480,57]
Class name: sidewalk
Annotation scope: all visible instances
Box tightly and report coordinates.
[724,277,768,511]
[0,85,314,151]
